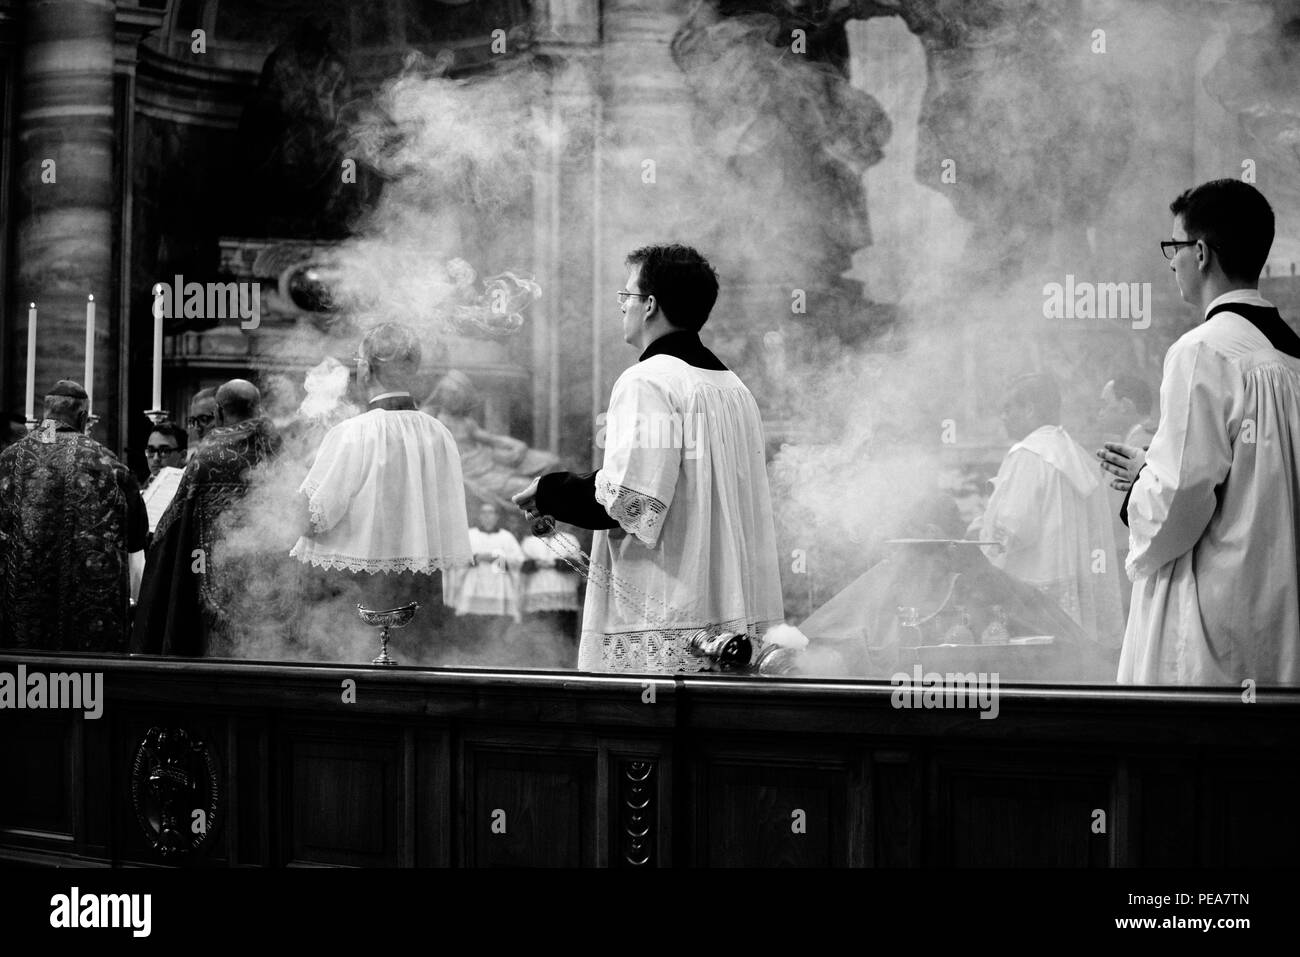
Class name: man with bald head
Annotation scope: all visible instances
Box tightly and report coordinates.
[133,377,281,656]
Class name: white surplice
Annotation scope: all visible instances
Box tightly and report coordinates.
[1120,290,1300,686]
[520,532,582,614]
[444,527,524,620]
[979,425,1124,647]
[141,466,185,533]
[580,355,784,673]
[289,408,472,574]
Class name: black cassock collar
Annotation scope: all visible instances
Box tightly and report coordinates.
[638,330,728,371]
[1205,301,1300,359]
[368,392,417,412]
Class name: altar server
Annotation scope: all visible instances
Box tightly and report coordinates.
[0,381,148,651]
[1102,180,1300,685]
[289,323,472,645]
[519,524,584,649]
[445,503,524,645]
[515,244,784,673]
[974,372,1124,649]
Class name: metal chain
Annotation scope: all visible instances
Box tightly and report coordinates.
[527,516,688,632]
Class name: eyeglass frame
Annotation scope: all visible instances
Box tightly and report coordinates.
[144,444,180,457]
[1160,238,1211,261]
[616,290,651,305]
[187,413,216,428]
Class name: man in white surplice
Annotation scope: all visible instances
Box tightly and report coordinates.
[514,244,784,673]
[972,373,1124,650]
[290,323,472,634]
[1100,180,1300,686]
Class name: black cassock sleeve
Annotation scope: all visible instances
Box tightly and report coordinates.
[534,470,619,531]
[1118,463,1146,528]
[120,472,149,552]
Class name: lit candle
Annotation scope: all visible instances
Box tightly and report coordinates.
[151,284,163,410]
[84,294,95,416]
[25,302,36,423]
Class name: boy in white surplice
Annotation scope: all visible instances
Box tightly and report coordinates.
[290,323,472,655]
[514,244,784,673]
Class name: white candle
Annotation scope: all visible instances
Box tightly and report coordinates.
[151,284,163,410]
[25,302,36,422]
[84,294,95,416]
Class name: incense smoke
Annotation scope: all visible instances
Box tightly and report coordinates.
[204,1,1299,678]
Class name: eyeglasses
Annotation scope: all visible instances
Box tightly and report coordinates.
[616,290,650,305]
[1160,239,1198,261]
[145,445,179,456]
[187,414,215,428]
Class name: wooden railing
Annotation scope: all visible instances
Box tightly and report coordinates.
[2,651,1297,867]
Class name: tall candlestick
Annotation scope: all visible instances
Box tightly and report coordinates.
[151,284,163,411]
[84,294,95,416]
[25,302,37,423]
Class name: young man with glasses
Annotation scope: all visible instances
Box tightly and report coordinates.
[144,421,187,481]
[514,244,784,673]
[1098,179,1300,685]
[141,420,187,536]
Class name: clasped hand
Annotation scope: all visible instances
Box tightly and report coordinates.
[1096,442,1145,492]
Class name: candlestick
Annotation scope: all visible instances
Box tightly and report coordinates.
[151,284,164,411]
[25,302,36,424]
[84,294,95,416]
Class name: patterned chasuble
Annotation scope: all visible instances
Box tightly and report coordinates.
[133,416,281,656]
[0,423,143,651]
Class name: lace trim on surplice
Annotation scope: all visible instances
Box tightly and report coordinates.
[288,546,467,575]
[594,473,668,546]
[586,620,766,674]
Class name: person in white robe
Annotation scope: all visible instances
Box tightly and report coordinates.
[444,502,524,645]
[1101,180,1300,685]
[514,244,784,673]
[520,529,583,615]
[974,373,1124,650]
[290,323,472,657]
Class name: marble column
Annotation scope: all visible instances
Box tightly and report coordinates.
[9,0,116,442]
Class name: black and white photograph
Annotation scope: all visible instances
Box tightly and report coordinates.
[0,0,1296,937]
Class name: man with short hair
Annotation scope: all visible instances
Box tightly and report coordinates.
[133,379,282,656]
[973,372,1124,650]
[290,323,472,659]
[141,420,188,536]
[144,421,187,481]
[0,381,148,650]
[1100,179,1300,685]
[514,244,784,673]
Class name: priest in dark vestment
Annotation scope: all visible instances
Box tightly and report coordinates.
[0,381,148,651]
[132,380,282,656]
